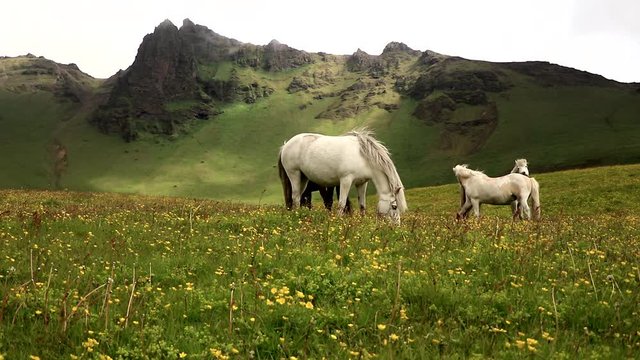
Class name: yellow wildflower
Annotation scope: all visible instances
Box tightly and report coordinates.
[542,332,555,341]
[305,301,314,309]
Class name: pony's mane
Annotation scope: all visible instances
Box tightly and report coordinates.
[346,127,407,212]
[453,164,486,178]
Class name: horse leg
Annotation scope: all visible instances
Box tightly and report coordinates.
[471,199,481,218]
[356,182,368,215]
[511,200,520,219]
[330,185,351,214]
[512,203,522,220]
[457,197,473,220]
[319,186,333,211]
[335,186,352,214]
[519,198,531,220]
[338,177,353,215]
[462,195,474,219]
[287,170,307,209]
[300,184,313,209]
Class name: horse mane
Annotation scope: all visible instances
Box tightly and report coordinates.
[453,164,485,179]
[347,127,407,212]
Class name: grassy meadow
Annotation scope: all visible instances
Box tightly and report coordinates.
[1,164,639,359]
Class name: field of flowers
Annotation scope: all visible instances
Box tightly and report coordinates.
[1,164,639,359]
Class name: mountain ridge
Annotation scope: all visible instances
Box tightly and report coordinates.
[0,18,638,202]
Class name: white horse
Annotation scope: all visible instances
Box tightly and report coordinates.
[509,159,537,218]
[511,158,530,176]
[458,159,532,217]
[278,128,407,224]
[454,164,540,220]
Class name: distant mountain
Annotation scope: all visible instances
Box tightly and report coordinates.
[0,53,97,102]
[91,19,314,141]
[1,19,639,201]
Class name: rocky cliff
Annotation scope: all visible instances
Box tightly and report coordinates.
[91,19,313,141]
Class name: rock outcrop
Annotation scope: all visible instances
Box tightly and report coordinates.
[91,19,312,140]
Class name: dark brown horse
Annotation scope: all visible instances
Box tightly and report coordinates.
[301,182,352,213]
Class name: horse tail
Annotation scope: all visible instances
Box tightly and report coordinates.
[459,180,466,208]
[278,151,293,210]
[530,177,541,220]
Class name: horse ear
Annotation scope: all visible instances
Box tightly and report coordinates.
[395,187,403,196]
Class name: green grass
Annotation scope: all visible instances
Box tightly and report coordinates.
[0,91,79,188]
[1,164,639,359]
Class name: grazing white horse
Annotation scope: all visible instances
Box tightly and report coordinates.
[278,128,407,224]
[454,164,540,220]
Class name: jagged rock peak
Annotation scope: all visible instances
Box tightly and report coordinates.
[266,39,287,50]
[382,42,417,54]
[353,48,370,56]
[182,18,196,28]
[347,48,385,74]
[261,39,312,71]
[419,49,449,66]
[156,19,177,30]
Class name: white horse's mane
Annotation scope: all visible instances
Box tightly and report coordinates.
[453,164,486,179]
[346,127,407,211]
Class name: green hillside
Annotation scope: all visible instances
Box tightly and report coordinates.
[1,35,639,204]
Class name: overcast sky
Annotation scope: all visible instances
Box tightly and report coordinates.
[2,0,639,82]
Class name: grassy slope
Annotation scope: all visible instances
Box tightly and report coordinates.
[475,79,640,174]
[0,59,639,204]
[0,91,76,188]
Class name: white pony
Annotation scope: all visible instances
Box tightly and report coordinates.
[509,159,539,218]
[454,164,540,220]
[278,128,407,224]
[511,158,530,176]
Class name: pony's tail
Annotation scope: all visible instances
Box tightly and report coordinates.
[459,180,466,208]
[530,177,541,220]
[278,152,293,210]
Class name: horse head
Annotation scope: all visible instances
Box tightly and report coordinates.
[377,186,404,225]
[512,159,529,176]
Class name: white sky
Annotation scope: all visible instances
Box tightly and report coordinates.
[2,0,639,82]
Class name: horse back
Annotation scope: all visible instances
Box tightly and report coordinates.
[298,136,367,183]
